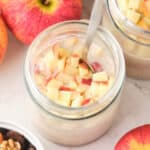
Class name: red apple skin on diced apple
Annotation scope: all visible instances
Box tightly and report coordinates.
[34,64,41,74]
[115,124,150,150]
[72,54,80,58]
[74,75,81,84]
[59,86,74,91]
[94,81,108,85]
[0,0,82,44]
[81,78,92,86]
[79,62,89,69]
[44,70,60,85]
[81,98,91,106]
[91,62,103,72]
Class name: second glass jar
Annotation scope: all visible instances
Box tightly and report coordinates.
[102,0,150,79]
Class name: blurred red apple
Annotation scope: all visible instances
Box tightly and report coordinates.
[115,124,150,150]
[0,0,82,45]
[0,16,8,63]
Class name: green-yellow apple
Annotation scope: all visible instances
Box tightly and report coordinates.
[115,124,150,150]
[0,0,82,44]
[0,16,8,63]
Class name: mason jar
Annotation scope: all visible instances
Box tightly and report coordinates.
[24,20,125,146]
[102,0,150,79]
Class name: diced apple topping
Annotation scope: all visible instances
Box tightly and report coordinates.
[71,96,83,107]
[59,91,72,107]
[57,58,66,71]
[81,98,91,106]
[91,62,103,72]
[143,17,150,27]
[78,63,89,77]
[117,0,129,13]
[34,36,114,107]
[70,54,80,68]
[62,37,78,49]
[93,71,108,83]
[117,0,150,30]
[126,10,141,24]
[47,79,62,89]
[81,78,92,86]
[128,0,143,11]
[47,87,59,101]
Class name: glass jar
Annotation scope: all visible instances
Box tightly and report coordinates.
[102,0,150,80]
[24,20,125,146]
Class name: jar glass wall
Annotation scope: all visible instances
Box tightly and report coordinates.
[102,0,150,79]
[24,21,125,146]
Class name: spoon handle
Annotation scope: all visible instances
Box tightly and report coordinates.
[86,0,104,48]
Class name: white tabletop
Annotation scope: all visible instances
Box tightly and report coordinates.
[0,1,150,149]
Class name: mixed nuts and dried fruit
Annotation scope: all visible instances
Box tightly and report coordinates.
[0,128,36,150]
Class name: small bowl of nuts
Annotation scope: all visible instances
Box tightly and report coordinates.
[0,121,44,150]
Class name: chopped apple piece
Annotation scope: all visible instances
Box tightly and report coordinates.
[126,9,141,24]
[56,72,73,84]
[93,71,108,83]
[89,82,101,98]
[76,84,88,93]
[108,77,114,88]
[128,0,143,11]
[43,50,55,61]
[59,48,70,58]
[79,63,89,77]
[62,37,78,49]
[59,86,74,91]
[74,75,81,84]
[53,43,70,58]
[42,50,57,69]
[81,78,92,86]
[71,96,83,107]
[71,92,81,100]
[99,84,109,97]
[57,58,66,71]
[65,80,77,89]
[47,87,59,101]
[70,54,80,68]
[59,91,72,107]
[143,17,150,27]
[144,0,150,17]
[72,42,85,58]
[34,64,41,74]
[81,98,91,106]
[91,62,103,72]
[47,79,62,89]
[45,69,60,83]
[65,63,78,75]
[34,74,45,87]
[117,0,129,13]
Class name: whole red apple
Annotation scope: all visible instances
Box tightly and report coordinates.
[115,124,150,150]
[0,0,82,44]
[0,16,8,63]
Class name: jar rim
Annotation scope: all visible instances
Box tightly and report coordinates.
[107,0,150,46]
[24,20,125,120]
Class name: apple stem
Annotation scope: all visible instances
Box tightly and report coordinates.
[43,0,51,6]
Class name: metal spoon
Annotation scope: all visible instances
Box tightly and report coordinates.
[82,0,104,72]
